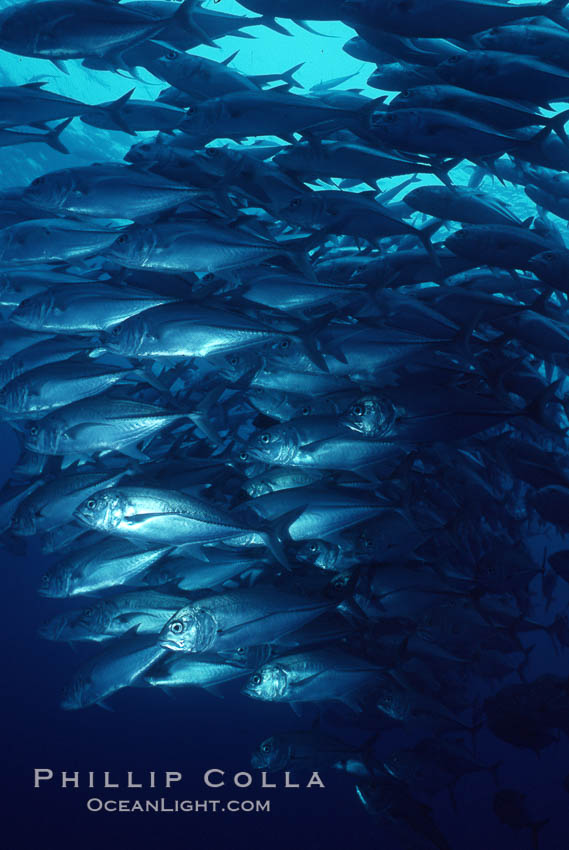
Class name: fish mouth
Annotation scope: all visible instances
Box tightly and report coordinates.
[160,637,185,651]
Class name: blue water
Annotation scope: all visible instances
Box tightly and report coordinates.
[1,2,569,849]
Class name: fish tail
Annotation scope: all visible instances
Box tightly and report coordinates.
[544,107,569,148]
[416,218,444,268]
[252,61,305,90]
[45,117,72,154]
[95,88,135,135]
[522,378,564,432]
[257,505,307,569]
[169,0,217,47]
[545,0,569,27]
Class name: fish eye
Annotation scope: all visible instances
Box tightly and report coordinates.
[187,105,195,115]
[31,176,45,186]
[116,234,128,244]
[290,198,302,208]
[260,433,271,444]
[237,647,245,654]
[228,355,238,365]
[448,54,461,64]
[352,404,364,416]
[203,272,215,281]
[261,743,271,753]
[29,425,38,437]
[251,674,262,685]
[541,252,554,262]
[279,339,290,350]
[170,620,184,634]
[40,574,49,585]
[84,608,93,616]
[111,324,122,336]
[400,89,411,98]
[239,451,248,461]
[86,499,96,510]
[166,50,177,60]
[310,543,317,552]
[302,406,311,415]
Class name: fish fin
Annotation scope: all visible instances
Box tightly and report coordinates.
[96,700,114,712]
[545,0,569,27]
[255,15,293,37]
[257,505,307,568]
[168,0,217,47]
[289,701,303,716]
[120,444,151,461]
[221,49,240,67]
[96,88,135,135]
[202,684,225,699]
[45,117,72,154]
[50,59,69,74]
[252,61,304,90]
[544,108,569,148]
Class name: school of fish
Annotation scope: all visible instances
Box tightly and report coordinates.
[1,0,569,846]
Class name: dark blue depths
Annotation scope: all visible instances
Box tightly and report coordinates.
[2,1,569,849]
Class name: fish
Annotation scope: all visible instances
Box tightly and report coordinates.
[1,4,568,844]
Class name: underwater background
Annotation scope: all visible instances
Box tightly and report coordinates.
[1,1,569,848]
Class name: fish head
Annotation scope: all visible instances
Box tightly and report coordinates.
[251,735,291,772]
[247,425,297,465]
[37,612,73,641]
[218,349,262,383]
[125,140,159,165]
[152,45,195,87]
[24,171,72,212]
[528,249,562,282]
[10,290,55,330]
[0,379,27,416]
[473,26,504,50]
[370,108,415,143]
[0,6,39,53]
[23,419,60,454]
[296,539,338,570]
[160,605,217,652]
[341,394,399,438]
[75,602,110,635]
[376,683,407,720]
[279,193,323,228]
[444,225,476,256]
[180,100,218,142]
[74,489,128,532]
[38,565,69,598]
[437,52,479,84]
[106,226,153,269]
[103,315,145,356]
[218,644,273,669]
[242,664,288,701]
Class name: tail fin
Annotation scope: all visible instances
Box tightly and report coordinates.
[252,61,304,90]
[522,378,564,432]
[170,0,216,47]
[545,0,569,27]
[544,108,569,147]
[257,505,306,569]
[97,88,135,135]
[45,117,72,154]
